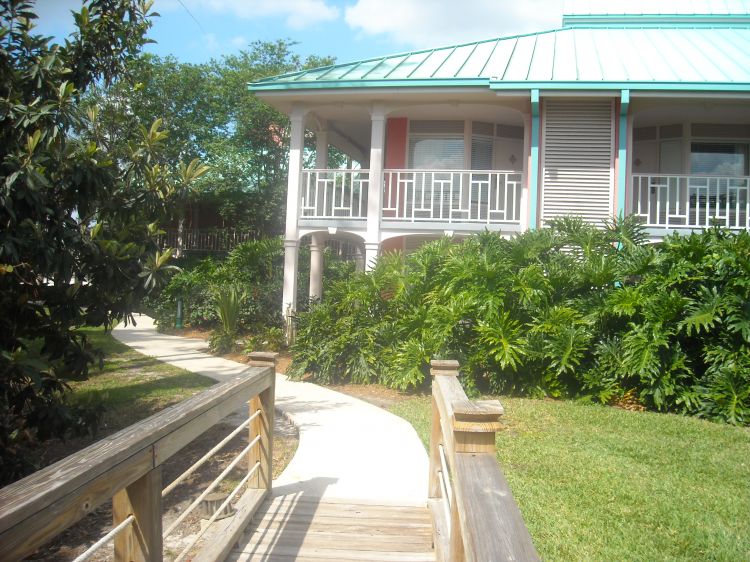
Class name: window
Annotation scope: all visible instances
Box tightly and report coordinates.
[690,143,749,176]
[408,137,464,169]
[471,137,493,170]
[407,120,523,170]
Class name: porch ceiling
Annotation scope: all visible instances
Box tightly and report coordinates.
[632,98,750,126]
[304,100,527,155]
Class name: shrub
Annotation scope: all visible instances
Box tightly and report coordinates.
[244,326,286,353]
[290,220,750,426]
[150,238,283,331]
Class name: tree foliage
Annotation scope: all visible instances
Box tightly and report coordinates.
[291,220,750,426]
[87,41,336,236]
[0,0,200,482]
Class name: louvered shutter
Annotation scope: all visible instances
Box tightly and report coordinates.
[541,100,614,225]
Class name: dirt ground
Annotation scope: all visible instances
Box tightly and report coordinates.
[327,383,417,408]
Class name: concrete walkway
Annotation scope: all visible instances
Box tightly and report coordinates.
[113,316,428,505]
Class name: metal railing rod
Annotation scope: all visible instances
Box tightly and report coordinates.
[163,434,261,538]
[72,515,135,562]
[437,469,452,532]
[438,444,453,507]
[173,461,261,562]
[162,410,261,498]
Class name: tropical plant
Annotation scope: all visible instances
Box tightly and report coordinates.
[290,221,750,426]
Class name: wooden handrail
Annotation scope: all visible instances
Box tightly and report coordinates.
[0,354,278,562]
[428,359,539,562]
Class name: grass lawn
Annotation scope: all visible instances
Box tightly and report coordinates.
[390,396,750,562]
[71,327,217,430]
[30,327,218,469]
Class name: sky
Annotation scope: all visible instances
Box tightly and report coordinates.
[32,0,567,67]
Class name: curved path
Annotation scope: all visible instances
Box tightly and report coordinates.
[113,316,428,506]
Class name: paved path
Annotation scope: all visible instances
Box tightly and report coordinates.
[113,316,428,505]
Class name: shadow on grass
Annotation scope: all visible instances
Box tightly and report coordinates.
[76,326,131,355]
[73,372,216,410]
[93,356,166,374]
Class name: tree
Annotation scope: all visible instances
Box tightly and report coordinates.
[0,0,202,482]
[88,42,337,238]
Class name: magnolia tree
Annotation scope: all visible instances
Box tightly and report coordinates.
[0,0,206,482]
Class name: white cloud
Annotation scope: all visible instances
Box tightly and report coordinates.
[203,33,220,53]
[344,0,564,49]
[230,36,249,48]
[158,0,340,29]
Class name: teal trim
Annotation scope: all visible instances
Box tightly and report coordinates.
[249,78,491,91]
[562,14,750,27]
[248,78,750,92]
[250,79,750,93]
[489,81,750,92]
[617,90,630,218]
[529,89,540,231]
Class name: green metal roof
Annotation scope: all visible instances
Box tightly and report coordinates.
[249,13,750,93]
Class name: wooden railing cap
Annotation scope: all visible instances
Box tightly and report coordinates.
[452,399,504,432]
[248,352,279,368]
[430,359,459,377]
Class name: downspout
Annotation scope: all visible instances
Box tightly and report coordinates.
[529,89,540,230]
[617,90,630,218]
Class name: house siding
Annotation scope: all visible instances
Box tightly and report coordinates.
[541,99,615,225]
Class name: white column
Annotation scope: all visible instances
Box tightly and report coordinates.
[354,244,365,272]
[309,233,324,300]
[365,104,386,270]
[315,129,329,169]
[364,242,380,271]
[308,128,328,301]
[282,239,299,323]
[281,106,305,319]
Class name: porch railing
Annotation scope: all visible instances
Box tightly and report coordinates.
[383,169,523,224]
[300,169,368,220]
[632,174,750,230]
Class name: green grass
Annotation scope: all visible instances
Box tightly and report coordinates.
[71,327,216,430]
[390,396,750,561]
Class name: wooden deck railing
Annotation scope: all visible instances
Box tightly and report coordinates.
[0,352,278,562]
[428,359,539,562]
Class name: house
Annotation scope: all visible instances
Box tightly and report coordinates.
[248,2,750,319]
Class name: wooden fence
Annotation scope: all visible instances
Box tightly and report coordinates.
[428,359,539,562]
[0,352,278,562]
[158,228,256,253]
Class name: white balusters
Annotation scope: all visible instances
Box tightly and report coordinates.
[632,174,749,230]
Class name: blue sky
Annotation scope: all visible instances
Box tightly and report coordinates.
[33,0,566,67]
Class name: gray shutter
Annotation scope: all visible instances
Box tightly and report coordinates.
[541,99,614,225]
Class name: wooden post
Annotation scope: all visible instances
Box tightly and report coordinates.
[113,465,163,562]
[247,352,278,491]
[428,360,459,498]
[451,399,504,562]
[429,360,462,562]
[452,399,504,455]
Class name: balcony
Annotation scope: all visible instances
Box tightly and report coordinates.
[298,168,524,231]
[632,174,750,231]
[299,169,368,223]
